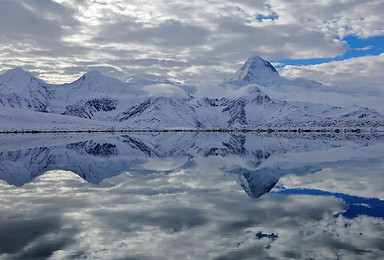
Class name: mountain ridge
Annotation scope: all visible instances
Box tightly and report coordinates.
[0,56,383,130]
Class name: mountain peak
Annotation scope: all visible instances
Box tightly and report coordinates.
[246,55,278,71]
[4,67,35,78]
[75,70,119,84]
[222,55,280,87]
[82,70,103,78]
[9,67,27,73]
[246,55,268,62]
[0,67,44,86]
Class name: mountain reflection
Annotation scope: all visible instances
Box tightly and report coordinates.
[1,133,384,259]
[0,132,383,199]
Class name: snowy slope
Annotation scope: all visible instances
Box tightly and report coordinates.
[50,70,148,119]
[54,70,146,103]
[0,107,117,132]
[195,85,384,128]
[50,71,196,123]
[0,68,52,112]
[117,96,202,128]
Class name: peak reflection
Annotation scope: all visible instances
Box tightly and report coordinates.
[0,132,383,199]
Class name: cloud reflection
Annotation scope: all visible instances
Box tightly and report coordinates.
[0,133,383,259]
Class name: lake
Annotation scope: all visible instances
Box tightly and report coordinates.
[0,132,384,259]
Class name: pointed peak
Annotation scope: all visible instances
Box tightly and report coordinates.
[71,69,124,87]
[242,55,279,75]
[246,55,266,63]
[10,67,27,72]
[222,55,280,87]
[5,67,32,76]
[1,67,41,82]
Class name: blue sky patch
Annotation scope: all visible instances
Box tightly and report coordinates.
[275,35,384,67]
[256,13,279,22]
[274,186,384,219]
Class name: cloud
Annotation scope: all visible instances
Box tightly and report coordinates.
[0,0,68,42]
[281,54,384,91]
[0,0,383,112]
[94,19,209,48]
[1,134,384,259]
[354,45,373,51]
[277,54,384,112]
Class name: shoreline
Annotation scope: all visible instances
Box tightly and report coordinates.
[1,128,383,135]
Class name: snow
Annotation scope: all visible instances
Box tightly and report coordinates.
[142,83,191,98]
[0,107,117,132]
[0,55,383,131]
[222,55,281,87]
[0,67,47,94]
[0,67,52,112]
[53,70,146,104]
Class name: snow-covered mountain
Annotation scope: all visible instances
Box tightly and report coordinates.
[0,68,52,112]
[54,70,148,102]
[0,56,383,130]
[222,55,281,87]
[117,96,201,128]
[221,55,332,91]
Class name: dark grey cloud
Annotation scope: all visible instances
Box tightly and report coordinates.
[0,1,59,41]
[0,215,61,254]
[0,0,87,76]
[0,0,77,43]
[14,233,76,260]
[94,19,209,48]
[95,207,208,233]
[213,245,266,260]
[206,19,347,60]
[0,207,78,260]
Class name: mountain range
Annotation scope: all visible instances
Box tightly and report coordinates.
[0,56,383,130]
[1,132,382,198]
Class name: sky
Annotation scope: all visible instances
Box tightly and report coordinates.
[0,0,383,109]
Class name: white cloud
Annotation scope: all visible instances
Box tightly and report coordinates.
[0,0,383,112]
[281,54,384,91]
[353,45,373,51]
[1,164,383,259]
[142,83,191,98]
[0,0,383,84]
[277,54,384,112]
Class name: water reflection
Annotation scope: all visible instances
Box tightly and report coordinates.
[0,132,383,259]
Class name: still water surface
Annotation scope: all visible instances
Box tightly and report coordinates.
[0,132,384,259]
